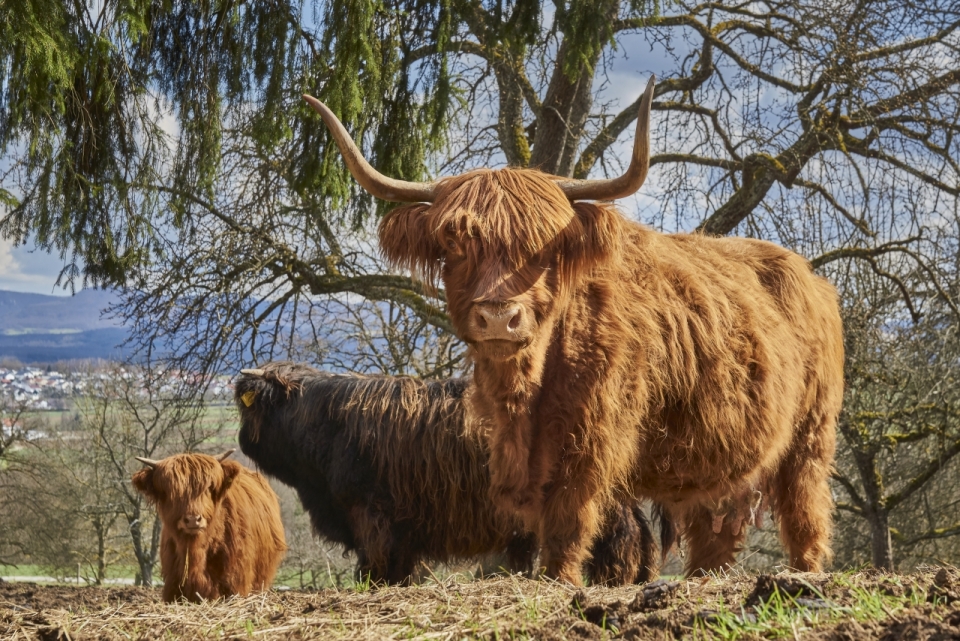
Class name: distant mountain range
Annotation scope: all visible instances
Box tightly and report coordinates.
[0,290,129,363]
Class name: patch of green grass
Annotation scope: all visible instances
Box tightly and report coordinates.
[847,583,926,620]
[352,572,376,593]
[516,580,543,625]
[697,579,924,640]
[1,563,142,583]
[18,409,73,423]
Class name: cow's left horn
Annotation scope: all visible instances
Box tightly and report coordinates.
[240,369,265,377]
[216,449,237,462]
[302,95,437,203]
[135,457,159,468]
[554,76,656,201]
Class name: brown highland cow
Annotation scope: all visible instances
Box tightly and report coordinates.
[132,451,286,602]
[235,362,658,584]
[303,76,844,583]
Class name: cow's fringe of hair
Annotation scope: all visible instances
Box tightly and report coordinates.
[380,169,621,295]
[138,454,226,503]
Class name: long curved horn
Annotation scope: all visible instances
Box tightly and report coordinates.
[302,95,437,203]
[554,76,656,201]
[216,449,237,462]
[240,368,265,377]
[135,457,160,468]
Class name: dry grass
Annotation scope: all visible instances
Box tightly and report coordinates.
[3,567,960,640]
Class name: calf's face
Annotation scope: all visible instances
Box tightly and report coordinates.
[132,452,240,537]
[379,169,623,361]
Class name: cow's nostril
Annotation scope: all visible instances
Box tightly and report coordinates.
[508,311,522,330]
[477,313,488,329]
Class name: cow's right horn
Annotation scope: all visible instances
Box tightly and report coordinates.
[302,95,437,203]
[135,457,159,468]
[554,76,656,202]
[240,369,265,377]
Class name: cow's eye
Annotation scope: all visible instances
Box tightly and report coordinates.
[446,238,460,253]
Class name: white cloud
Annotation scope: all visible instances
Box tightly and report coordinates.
[0,237,17,275]
[0,237,65,295]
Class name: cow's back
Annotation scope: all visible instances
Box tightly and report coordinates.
[584,224,843,506]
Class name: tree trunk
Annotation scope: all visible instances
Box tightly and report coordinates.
[128,504,156,587]
[529,0,620,175]
[492,54,532,167]
[845,444,896,570]
[556,67,595,178]
[95,516,106,585]
[868,508,895,570]
[145,514,162,586]
[530,42,597,175]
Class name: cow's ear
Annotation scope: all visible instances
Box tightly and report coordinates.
[559,202,624,276]
[378,204,443,278]
[131,468,157,502]
[215,460,243,499]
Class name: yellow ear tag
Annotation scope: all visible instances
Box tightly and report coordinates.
[241,391,257,407]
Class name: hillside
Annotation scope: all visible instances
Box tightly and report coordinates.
[0,289,128,363]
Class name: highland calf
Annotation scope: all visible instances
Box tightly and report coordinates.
[235,362,658,584]
[304,76,845,583]
[132,451,286,602]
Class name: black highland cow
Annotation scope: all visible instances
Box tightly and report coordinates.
[235,362,658,584]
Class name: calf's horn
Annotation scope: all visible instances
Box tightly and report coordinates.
[135,457,159,468]
[302,95,437,203]
[240,368,265,377]
[216,449,237,462]
[553,76,655,201]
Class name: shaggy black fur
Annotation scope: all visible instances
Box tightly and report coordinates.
[587,501,658,585]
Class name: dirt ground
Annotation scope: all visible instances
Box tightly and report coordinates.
[3,567,960,640]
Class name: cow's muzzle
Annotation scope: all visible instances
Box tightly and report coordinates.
[180,514,207,534]
[472,302,526,340]
[467,302,533,358]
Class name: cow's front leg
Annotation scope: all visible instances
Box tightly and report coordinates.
[349,506,393,584]
[537,489,602,585]
[183,547,217,601]
[161,580,182,603]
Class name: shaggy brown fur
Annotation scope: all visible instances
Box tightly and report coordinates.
[236,361,659,584]
[132,453,286,603]
[378,168,844,584]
